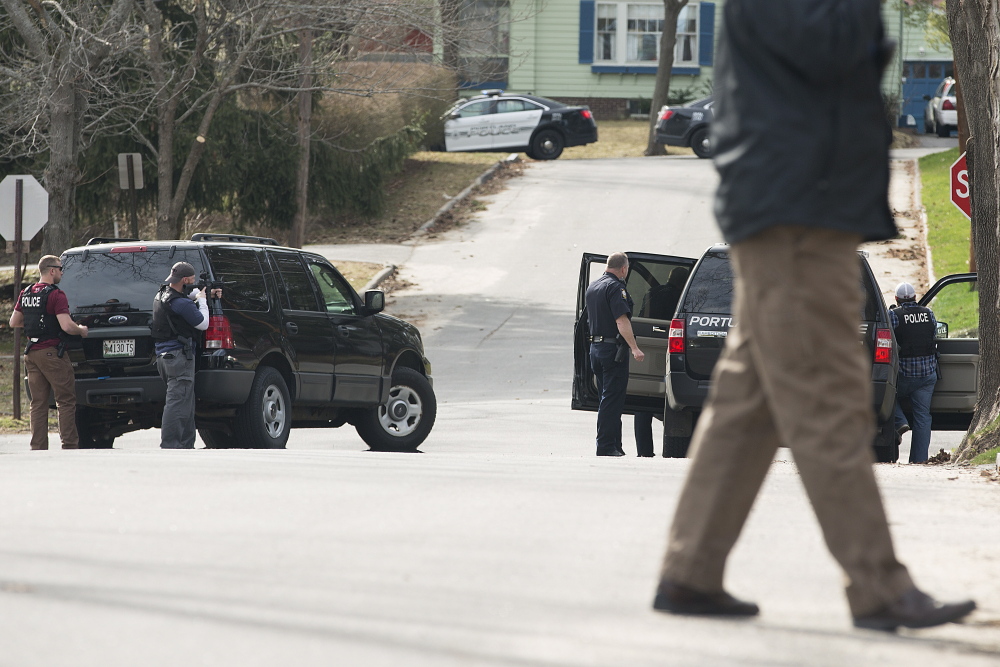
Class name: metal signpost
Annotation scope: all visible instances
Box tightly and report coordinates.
[0,175,49,419]
[118,153,144,238]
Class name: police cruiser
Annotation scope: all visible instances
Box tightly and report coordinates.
[443,89,598,160]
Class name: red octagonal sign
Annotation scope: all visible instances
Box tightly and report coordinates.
[951,152,971,219]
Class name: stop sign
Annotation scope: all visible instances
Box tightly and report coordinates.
[951,153,971,219]
[0,174,48,240]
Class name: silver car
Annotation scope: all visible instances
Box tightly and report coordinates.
[924,77,957,137]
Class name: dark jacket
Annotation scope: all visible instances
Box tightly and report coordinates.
[711,0,897,244]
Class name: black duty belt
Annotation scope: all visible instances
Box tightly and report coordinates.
[590,336,614,343]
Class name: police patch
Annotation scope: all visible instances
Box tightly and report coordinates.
[621,288,627,300]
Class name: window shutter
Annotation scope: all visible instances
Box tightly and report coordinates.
[579,1,595,64]
[698,2,716,66]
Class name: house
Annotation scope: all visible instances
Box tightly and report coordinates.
[458,0,953,127]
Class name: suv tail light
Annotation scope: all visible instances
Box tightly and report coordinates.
[942,99,956,111]
[204,315,234,349]
[669,319,686,354]
[874,328,893,364]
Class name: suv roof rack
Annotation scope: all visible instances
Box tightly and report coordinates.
[86,237,142,245]
[189,233,279,245]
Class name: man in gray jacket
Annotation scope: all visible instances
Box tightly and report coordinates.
[651,0,975,631]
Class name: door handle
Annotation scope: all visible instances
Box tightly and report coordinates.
[286,322,299,335]
[337,325,353,337]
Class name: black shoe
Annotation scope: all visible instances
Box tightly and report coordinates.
[597,449,626,457]
[853,587,976,631]
[897,424,910,437]
[652,580,759,617]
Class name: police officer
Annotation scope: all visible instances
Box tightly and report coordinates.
[585,252,644,456]
[9,255,89,450]
[890,282,938,463]
[151,262,222,449]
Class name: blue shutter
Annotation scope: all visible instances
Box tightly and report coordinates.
[698,2,716,66]
[579,1,595,64]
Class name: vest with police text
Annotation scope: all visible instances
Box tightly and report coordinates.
[895,304,936,358]
[20,284,61,341]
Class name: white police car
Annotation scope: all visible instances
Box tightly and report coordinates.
[443,90,598,160]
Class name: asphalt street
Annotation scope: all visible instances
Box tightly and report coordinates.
[1,154,998,666]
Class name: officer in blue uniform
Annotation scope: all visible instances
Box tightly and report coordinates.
[585,252,644,456]
[890,282,938,463]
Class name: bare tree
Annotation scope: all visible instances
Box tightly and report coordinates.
[0,0,141,253]
[645,0,688,156]
[946,0,999,462]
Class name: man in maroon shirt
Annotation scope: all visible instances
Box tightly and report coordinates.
[9,255,89,449]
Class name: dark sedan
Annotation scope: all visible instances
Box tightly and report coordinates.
[654,96,714,159]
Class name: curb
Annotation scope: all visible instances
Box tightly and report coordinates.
[912,158,936,285]
[363,263,397,292]
[410,153,521,239]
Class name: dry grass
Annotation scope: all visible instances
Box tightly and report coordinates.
[555,119,695,160]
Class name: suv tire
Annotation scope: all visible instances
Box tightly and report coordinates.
[76,407,115,449]
[356,367,436,451]
[198,428,240,449]
[234,366,291,449]
[663,436,692,458]
[872,419,899,463]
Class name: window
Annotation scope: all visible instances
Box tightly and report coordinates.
[455,100,493,118]
[593,2,700,66]
[308,261,357,315]
[271,252,320,312]
[206,248,269,312]
[495,99,541,113]
[925,280,978,339]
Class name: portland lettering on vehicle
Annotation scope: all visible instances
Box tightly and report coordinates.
[688,315,734,328]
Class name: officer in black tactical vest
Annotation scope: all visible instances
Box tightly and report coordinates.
[890,282,938,463]
[9,255,89,450]
[151,262,222,449]
[584,252,644,456]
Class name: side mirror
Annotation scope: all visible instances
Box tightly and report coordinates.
[363,290,385,315]
[935,321,949,339]
[448,112,461,121]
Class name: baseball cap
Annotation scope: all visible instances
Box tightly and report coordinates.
[895,282,916,299]
[165,261,196,283]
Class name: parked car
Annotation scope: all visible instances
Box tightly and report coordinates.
[52,234,436,451]
[572,247,978,463]
[654,96,714,159]
[924,77,957,137]
[442,89,598,160]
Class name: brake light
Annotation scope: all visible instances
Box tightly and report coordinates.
[110,246,147,253]
[942,99,955,111]
[669,319,686,354]
[874,328,893,364]
[204,315,234,349]
[580,109,593,120]
[657,108,674,122]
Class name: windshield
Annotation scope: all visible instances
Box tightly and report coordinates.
[60,248,206,313]
[682,251,733,315]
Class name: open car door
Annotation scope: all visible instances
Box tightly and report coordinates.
[919,273,978,430]
[573,251,697,414]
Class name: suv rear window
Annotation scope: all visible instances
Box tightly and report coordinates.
[681,250,733,315]
[206,247,269,312]
[60,248,204,313]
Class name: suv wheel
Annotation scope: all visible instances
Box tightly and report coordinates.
[76,407,115,449]
[234,367,291,449]
[356,367,436,451]
[872,419,899,463]
[198,428,240,449]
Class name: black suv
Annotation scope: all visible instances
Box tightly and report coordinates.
[55,234,435,451]
[573,247,978,463]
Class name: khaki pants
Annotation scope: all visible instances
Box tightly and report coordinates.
[660,226,913,616]
[24,346,78,450]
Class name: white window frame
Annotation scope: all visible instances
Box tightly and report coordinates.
[595,2,700,66]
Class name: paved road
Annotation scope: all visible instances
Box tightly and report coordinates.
[1,155,997,666]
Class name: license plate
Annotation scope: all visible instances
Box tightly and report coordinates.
[103,339,135,358]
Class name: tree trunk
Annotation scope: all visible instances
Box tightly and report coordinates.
[291,28,313,249]
[946,0,1000,462]
[440,0,462,91]
[645,0,688,156]
[42,79,80,253]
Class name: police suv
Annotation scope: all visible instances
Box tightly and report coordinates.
[573,247,979,463]
[443,90,598,160]
[52,234,435,451]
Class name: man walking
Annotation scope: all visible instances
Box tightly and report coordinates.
[10,255,89,450]
[151,261,221,449]
[890,282,938,463]
[651,0,975,631]
[585,252,644,456]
